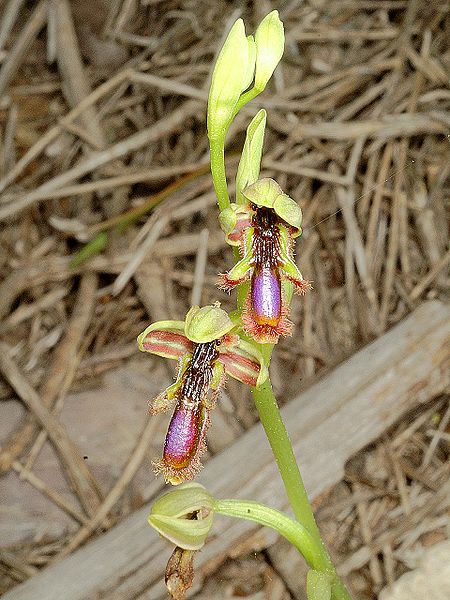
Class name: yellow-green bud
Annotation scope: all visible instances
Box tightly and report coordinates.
[207,19,250,140]
[149,483,215,550]
[254,11,284,92]
[218,206,237,237]
[184,303,234,343]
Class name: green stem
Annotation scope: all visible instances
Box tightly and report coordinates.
[232,86,261,118]
[214,499,323,572]
[251,378,352,600]
[251,378,322,545]
[209,134,230,211]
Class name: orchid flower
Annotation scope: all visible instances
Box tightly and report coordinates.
[219,178,311,343]
[138,304,268,485]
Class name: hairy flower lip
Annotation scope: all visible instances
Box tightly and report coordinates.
[217,181,309,344]
[138,305,268,484]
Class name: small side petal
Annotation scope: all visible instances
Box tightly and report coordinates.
[219,339,268,387]
[138,321,193,359]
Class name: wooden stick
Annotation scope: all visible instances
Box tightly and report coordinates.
[0,274,97,478]
[56,416,159,559]
[0,343,101,517]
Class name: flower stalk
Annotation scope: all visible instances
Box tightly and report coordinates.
[213,498,321,571]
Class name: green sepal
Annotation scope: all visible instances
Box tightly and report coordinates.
[242,177,282,208]
[149,514,213,551]
[274,194,303,235]
[242,178,302,234]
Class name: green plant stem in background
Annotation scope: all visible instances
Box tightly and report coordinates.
[209,135,231,211]
[251,378,321,543]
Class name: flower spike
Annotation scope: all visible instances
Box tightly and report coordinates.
[138,305,267,485]
[219,178,311,344]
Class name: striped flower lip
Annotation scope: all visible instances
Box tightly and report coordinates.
[138,304,268,485]
[218,179,311,344]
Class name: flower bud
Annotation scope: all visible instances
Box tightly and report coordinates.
[184,303,234,343]
[207,19,250,140]
[218,206,237,238]
[254,11,284,92]
[149,483,215,550]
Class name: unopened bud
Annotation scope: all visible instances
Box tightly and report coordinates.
[254,11,284,92]
[207,19,250,140]
[148,483,214,550]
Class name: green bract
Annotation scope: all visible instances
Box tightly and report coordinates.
[236,109,267,205]
[184,303,234,343]
[149,483,214,550]
[207,19,251,140]
[254,11,284,92]
[242,178,303,235]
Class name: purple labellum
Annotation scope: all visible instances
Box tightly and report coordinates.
[163,402,205,470]
[251,265,281,327]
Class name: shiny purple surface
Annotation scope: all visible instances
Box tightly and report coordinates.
[163,403,203,469]
[251,266,281,326]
